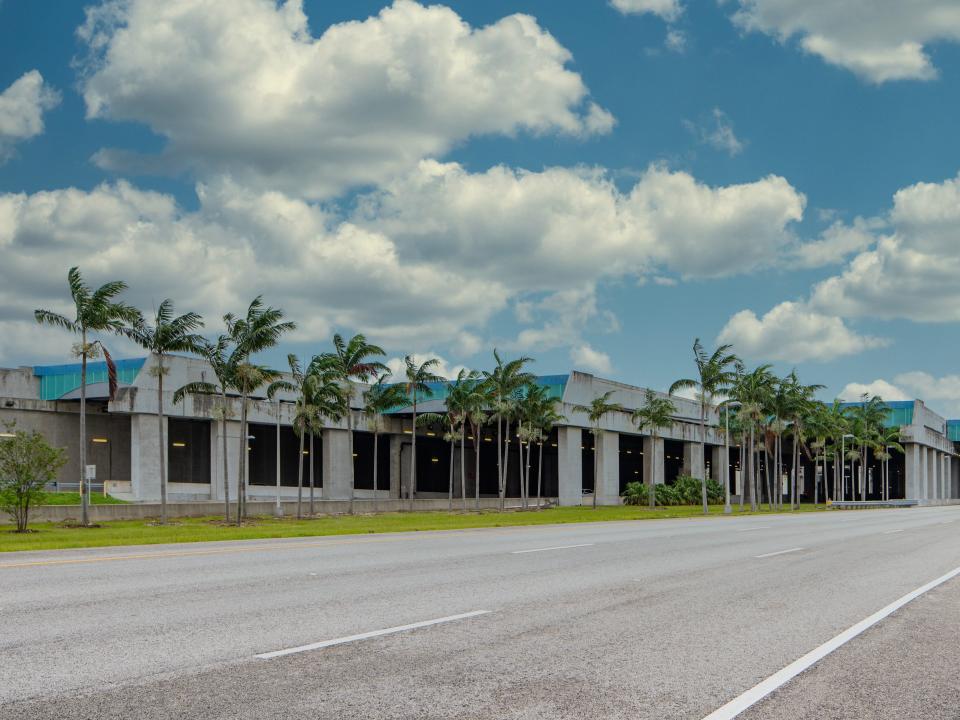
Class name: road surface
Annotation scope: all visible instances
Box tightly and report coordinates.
[1,506,958,719]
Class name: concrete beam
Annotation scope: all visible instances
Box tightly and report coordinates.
[557,426,582,506]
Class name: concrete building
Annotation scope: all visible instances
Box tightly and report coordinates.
[1,355,958,506]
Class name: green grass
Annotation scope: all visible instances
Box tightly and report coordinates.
[0,503,831,553]
[38,492,127,506]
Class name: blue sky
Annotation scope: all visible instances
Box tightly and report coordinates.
[2,0,960,414]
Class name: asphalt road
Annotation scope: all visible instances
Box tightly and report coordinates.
[1,506,958,719]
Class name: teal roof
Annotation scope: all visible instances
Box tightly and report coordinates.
[34,358,147,400]
[388,374,568,412]
[948,420,960,442]
[840,400,913,428]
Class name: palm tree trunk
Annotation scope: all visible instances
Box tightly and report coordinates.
[80,333,89,526]
[700,403,708,515]
[592,428,598,510]
[648,432,656,510]
[447,437,454,512]
[157,355,167,525]
[765,447,774,511]
[749,426,757,512]
[372,428,379,514]
[496,412,503,510]
[309,431,315,516]
[220,395,230,522]
[738,439,745,511]
[473,427,481,512]
[524,433,532,511]
[517,422,525,510]
[348,409,355,515]
[460,431,467,513]
[498,415,507,512]
[237,396,246,526]
[296,430,304,519]
[536,439,543,510]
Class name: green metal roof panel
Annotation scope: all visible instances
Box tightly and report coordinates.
[840,400,913,428]
[948,420,960,442]
[34,358,146,400]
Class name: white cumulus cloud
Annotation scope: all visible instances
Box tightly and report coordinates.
[77,0,613,198]
[727,0,960,83]
[0,70,60,163]
[839,379,911,402]
[717,301,889,362]
[611,0,683,22]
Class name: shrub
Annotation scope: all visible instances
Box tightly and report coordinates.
[623,481,647,505]
[0,423,66,532]
[623,475,725,507]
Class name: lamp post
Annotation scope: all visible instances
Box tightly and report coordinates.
[841,433,854,501]
[723,401,741,515]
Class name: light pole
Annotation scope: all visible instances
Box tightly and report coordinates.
[841,433,854,501]
[723,401,741,515]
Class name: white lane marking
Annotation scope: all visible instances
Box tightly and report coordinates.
[940,520,955,525]
[511,543,595,554]
[737,526,772,533]
[701,564,960,720]
[255,610,491,660]
[754,547,804,559]
[883,529,905,535]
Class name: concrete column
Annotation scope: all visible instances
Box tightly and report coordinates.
[926,448,935,500]
[594,430,620,505]
[643,436,665,486]
[711,445,725,487]
[322,428,352,500]
[389,434,402,498]
[682,441,704,479]
[557,426,582,506]
[905,444,921,501]
[130,414,164,501]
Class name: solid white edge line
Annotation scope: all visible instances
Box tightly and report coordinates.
[754,547,804,559]
[255,610,491,660]
[737,527,772,533]
[511,543,595,554]
[701,564,960,720]
[883,529,905,534]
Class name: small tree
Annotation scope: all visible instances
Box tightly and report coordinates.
[0,424,67,532]
[631,389,676,509]
[572,391,626,509]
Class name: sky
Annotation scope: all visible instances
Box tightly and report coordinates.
[1,0,960,414]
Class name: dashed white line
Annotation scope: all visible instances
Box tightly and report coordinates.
[737,526,772,533]
[511,543,595,554]
[255,610,492,660]
[754,547,804,559]
[883,529,905,535]
[701,564,960,719]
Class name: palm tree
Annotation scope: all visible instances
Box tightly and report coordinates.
[445,369,481,512]
[875,426,904,501]
[128,300,205,524]
[572,390,626,509]
[314,334,387,513]
[782,373,824,509]
[669,339,738,514]
[174,335,236,521]
[845,394,886,501]
[34,267,140,526]
[363,372,408,510]
[461,378,490,511]
[482,350,535,511]
[631,389,676,509]
[263,355,309,518]
[729,364,776,512]
[403,355,443,509]
[224,298,295,523]
[304,369,345,515]
[528,391,564,510]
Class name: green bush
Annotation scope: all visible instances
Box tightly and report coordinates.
[622,476,724,506]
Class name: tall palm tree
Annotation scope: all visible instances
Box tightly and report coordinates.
[461,378,490,511]
[303,369,345,515]
[572,390,626,509]
[34,267,140,526]
[845,394,886,501]
[403,355,443,509]
[669,339,739,514]
[314,334,387,513]
[528,391,564,510]
[128,300,205,524]
[874,426,904,501]
[363,372,408,510]
[224,298,295,523]
[174,335,236,521]
[263,355,310,519]
[631,389,676,509]
[782,373,824,509]
[445,369,481,512]
[482,350,535,511]
[729,364,776,512]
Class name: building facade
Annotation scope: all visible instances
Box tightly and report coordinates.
[1,355,958,506]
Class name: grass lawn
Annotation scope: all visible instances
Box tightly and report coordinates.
[39,492,127,506]
[0,503,832,553]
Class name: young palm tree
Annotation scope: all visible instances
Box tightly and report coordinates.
[669,339,739,514]
[572,390,627,509]
[174,335,236,521]
[264,355,309,518]
[729,364,776,511]
[314,334,387,513]
[34,267,140,526]
[529,392,564,510]
[363,372,408,510]
[875,426,904,500]
[444,369,481,512]
[482,350,535,511]
[631,389,676,509]
[128,300,205,524]
[403,355,443,510]
[461,379,490,511]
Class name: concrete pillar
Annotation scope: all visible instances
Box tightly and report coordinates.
[682,441,704,479]
[130,414,164,501]
[643,436,665,487]
[905,444,921,501]
[926,448,935,500]
[594,430,620,505]
[389,434,402,498]
[557,426,582,506]
[711,445,725,488]
[322,428,352,500]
